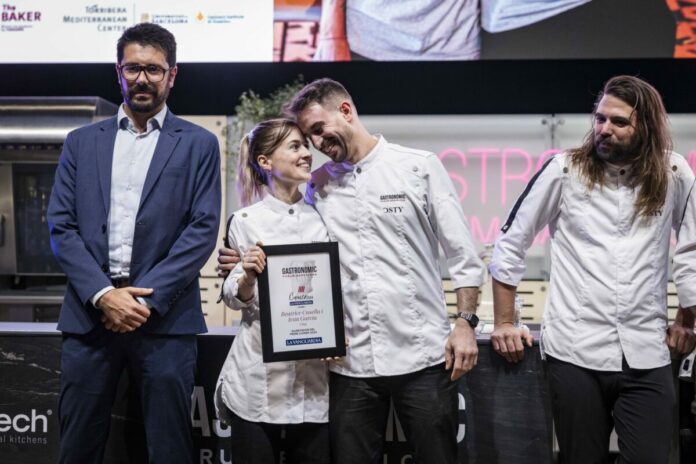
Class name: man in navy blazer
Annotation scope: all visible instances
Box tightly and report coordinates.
[47,23,220,463]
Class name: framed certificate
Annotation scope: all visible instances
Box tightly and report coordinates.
[257,242,346,362]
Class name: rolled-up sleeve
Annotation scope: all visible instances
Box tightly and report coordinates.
[425,154,485,288]
[490,157,563,286]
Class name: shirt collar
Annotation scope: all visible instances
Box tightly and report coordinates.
[117,104,168,133]
[355,135,385,171]
[262,191,306,215]
[603,160,632,178]
[331,135,385,173]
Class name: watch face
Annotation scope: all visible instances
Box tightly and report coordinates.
[459,312,478,328]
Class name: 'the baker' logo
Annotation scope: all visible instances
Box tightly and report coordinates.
[1,4,41,22]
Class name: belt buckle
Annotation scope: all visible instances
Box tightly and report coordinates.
[111,278,130,288]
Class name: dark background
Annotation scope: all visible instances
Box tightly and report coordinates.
[3,58,695,115]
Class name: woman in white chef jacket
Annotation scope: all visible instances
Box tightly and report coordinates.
[215,119,330,464]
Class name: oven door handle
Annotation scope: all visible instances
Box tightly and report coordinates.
[0,213,4,247]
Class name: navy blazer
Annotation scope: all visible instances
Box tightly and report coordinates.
[48,111,221,335]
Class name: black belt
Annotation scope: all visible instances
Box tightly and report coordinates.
[111,278,130,288]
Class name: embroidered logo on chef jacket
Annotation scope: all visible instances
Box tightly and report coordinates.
[380,192,406,214]
[380,193,406,202]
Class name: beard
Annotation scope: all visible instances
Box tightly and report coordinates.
[594,135,639,164]
[319,132,350,163]
[123,81,168,114]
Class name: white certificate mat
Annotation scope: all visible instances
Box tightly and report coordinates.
[258,242,345,362]
[266,253,336,352]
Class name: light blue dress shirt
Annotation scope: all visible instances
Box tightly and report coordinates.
[90,104,168,308]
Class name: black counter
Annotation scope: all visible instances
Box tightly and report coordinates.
[0,323,554,464]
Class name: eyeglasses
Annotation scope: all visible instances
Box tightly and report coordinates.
[118,64,170,83]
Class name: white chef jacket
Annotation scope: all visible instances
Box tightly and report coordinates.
[346,0,480,60]
[490,152,695,371]
[214,195,330,424]
[305,136,485,377]
[673,179,696,307]
[481,0,591,32]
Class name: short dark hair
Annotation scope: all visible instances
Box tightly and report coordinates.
[117,23,177,68]
[285,78,352,117]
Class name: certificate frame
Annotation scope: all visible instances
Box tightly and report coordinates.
[257,242,345,363]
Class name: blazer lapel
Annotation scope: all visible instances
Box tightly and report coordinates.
[139,112,182,209]
[96,118,118,216]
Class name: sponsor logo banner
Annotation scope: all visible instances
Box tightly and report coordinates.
[0,0,273,63]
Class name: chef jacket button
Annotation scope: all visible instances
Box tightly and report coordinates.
[412,166,419,172]
[672,165,678,172]
[356,167,362,174]
[288,208,294,215]
[242,213,248,218]
[563,167,568,174]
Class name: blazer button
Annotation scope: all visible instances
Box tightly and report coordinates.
[101,224,107,233]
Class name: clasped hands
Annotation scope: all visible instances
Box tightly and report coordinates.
[98,286,153,333]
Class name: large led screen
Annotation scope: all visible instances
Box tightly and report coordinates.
[1,0,694,63]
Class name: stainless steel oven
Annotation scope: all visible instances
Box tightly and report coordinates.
[0,97,118,276]
[0,97,117,322]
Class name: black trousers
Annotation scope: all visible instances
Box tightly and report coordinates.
[546,356,675,464]
[228,411,330,464]
[329,363,459,464]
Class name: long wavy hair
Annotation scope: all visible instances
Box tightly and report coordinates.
[568,75,672,217]
[237,118,299,207]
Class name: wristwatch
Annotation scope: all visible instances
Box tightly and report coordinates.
[456,312,479,329]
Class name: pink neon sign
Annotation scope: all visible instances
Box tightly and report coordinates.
[440,147,696,246]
